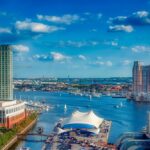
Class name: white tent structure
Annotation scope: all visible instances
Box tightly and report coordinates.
[55,127,71,135]
[62,110,104,129]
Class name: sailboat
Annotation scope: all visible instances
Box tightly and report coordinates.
[64,104,67,111]
[114,102,124,108]
[120,102,123,107]
[89,95,92,101]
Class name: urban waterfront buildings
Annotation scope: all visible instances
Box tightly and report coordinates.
[0,44,26,128]
[132,61,150,101]
[0,45,13,100]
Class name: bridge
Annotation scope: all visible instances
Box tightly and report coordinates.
[17,133,52,143]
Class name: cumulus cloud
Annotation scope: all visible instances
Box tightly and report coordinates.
[59,40,99,48]
[37,14,80,25]
[0,27,12,34]
[33,54,51,62]
[15,19,65,33]
[33,52,71,62]
[78,55,86,60]
[13,44,29,52]
[131,46,150,52]
[51,52,71,61]
[108,25,133,32]
[109,10,150,26]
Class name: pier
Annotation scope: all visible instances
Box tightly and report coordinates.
[42,111,116,150]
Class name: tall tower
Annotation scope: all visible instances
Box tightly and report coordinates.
[0,45,13,100]
[132,61,142,95]
[142,66,150,93]
[147,111,150,134]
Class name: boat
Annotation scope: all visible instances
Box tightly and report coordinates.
[114,105,120,108]
[64,104,67,111]
[114,102,124,108]
[92,93,102,98]
[120,102,123,107]
[112,94,126,98]
[89,95,92,100]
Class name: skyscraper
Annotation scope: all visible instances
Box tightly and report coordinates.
[133,61,150,98]
[0,45,13,100]
[0,44,26,128]
[132,61,142,94]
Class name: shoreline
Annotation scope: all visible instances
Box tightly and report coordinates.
[1,115,38,150]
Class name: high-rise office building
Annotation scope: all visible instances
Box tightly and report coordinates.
[132,61,142,94]
[0,44,26,128]
[133,61,150,95]
[0,45,13,100]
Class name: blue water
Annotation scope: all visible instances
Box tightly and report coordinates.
[14,91,150,150]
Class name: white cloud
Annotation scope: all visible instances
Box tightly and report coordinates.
[104,41,118,46]
[50,52,71,61]
[91,29,97,32]
[13,44,29,52]
[59,40,99,48]
[93,60,113,67]
[0,27,12,34]
[131,46,150,52]
[84,12,91,16]
[37,14,80,25]
[78,55,86,60]
[97,56,102,60]
[15,19,65,33]
[134,11,149,18]
[94,61,105,65]
[108,10,150,26]
[90,41,99,46]
[97,13,102,19]
[66,40,87,48]
[106,61,113,66]
[108,25,133,32]
[123,60,131,65]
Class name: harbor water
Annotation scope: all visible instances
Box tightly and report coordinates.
[13,91,150,150]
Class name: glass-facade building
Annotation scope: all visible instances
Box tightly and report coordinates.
[0,45,13,100]
[133,61,150,95]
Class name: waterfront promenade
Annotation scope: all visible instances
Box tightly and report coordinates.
[0,113,38,150]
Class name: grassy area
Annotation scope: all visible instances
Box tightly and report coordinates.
[0,112,38,149]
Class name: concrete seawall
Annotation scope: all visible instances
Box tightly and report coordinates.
[2,118,37,150]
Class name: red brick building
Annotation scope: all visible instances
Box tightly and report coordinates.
[0,100,26,128]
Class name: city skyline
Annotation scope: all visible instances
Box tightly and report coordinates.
[0,0,150,78]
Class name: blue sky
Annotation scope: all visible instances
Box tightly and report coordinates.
[0,0,150,78]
